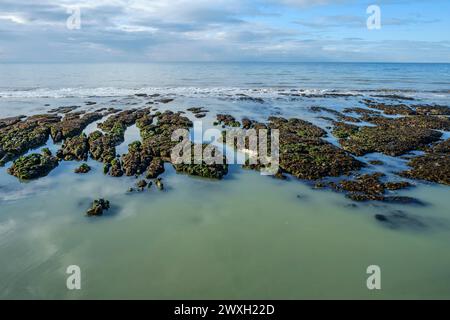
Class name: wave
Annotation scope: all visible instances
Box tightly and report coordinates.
[0,86,448,100]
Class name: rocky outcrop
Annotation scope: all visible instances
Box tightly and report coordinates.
[57,134,89,161]
[7,149,59,180]
[86,199,110,216]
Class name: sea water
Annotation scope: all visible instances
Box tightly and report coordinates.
[0,62,449,299]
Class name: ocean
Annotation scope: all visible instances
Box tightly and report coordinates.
[0,62,449,299]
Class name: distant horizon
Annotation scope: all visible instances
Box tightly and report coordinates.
[1,61,450,65]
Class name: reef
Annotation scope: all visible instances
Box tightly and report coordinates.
[57,134,89,161]
[268,117,364,180]
[400,139,450,185]
[50,112,103,142]
[7,149,59,180]
[315,173,418,204]
[172,143,228,179]
[333,120,443,156]
[0,114,60,166]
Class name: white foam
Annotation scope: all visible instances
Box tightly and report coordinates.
[0,86,448,101]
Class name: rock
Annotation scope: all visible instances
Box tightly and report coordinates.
[310,106,361,123]
[321,173,418,204]
[146,157,165,179]
[156,98,174,104]
[57,133,89,161]
[7,151,59,180]
[137,111,193,161]
[136,179,148,189]
[375,214,388,222]
[369,160,384,165]
[333,120,443,156]
[172,143,228,179]
[187,107,209,115]
[400,139,450,185]
[48,106,80,114]
[109,158,123,177]
[374,210,426,229]
[75,163,91,174]
[88,131,117,164]
[216,114,241,127]
[121,141,153,176]
[86,199,110,216]
[50,112,102,142]
[155,178,164,190]
[267,117,363,180]
[0,114,59,165]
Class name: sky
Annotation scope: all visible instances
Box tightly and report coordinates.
[0,0,449,63]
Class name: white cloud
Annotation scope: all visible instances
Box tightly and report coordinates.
[0,13,28,24]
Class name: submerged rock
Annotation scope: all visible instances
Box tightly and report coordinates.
[374,210,426,229]
[86,199,110,216]
[75,163,91,174]
[400,139,450,185]
[136,179,148,190]
[8,150,59,180]
[317,173,417,204]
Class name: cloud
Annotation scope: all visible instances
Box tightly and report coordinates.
[0,0,448,62]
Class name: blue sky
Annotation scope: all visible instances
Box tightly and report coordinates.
[0,0,449,62]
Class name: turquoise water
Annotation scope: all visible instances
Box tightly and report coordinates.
[0,63,449,299]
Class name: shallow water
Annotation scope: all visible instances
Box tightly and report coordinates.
[0,62,449,299]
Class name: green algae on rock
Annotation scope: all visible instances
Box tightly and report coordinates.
[7,149,59,180]
[50,112,103,142]
[172,143,228,180]
[268,117,363,180]
[86,199,110,217]
[57,133,89,161]
[333,121,443,156]
[400,139,450,186]
[0,114,60,166]
[315,173,416,204]
[75,163,91,174]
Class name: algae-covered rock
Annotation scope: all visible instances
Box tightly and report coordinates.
[57,133,89,161]
[50,112,102,142]
[400,139,450,185]
[8,151,59,180]
[75,163,91,174]
[121,141,153,176]
[86,199,110,216]
[333,121,442,156]
[146,157,165,179]
[172,143,228,179]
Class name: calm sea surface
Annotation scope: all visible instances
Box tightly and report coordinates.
[0,63,449,299]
